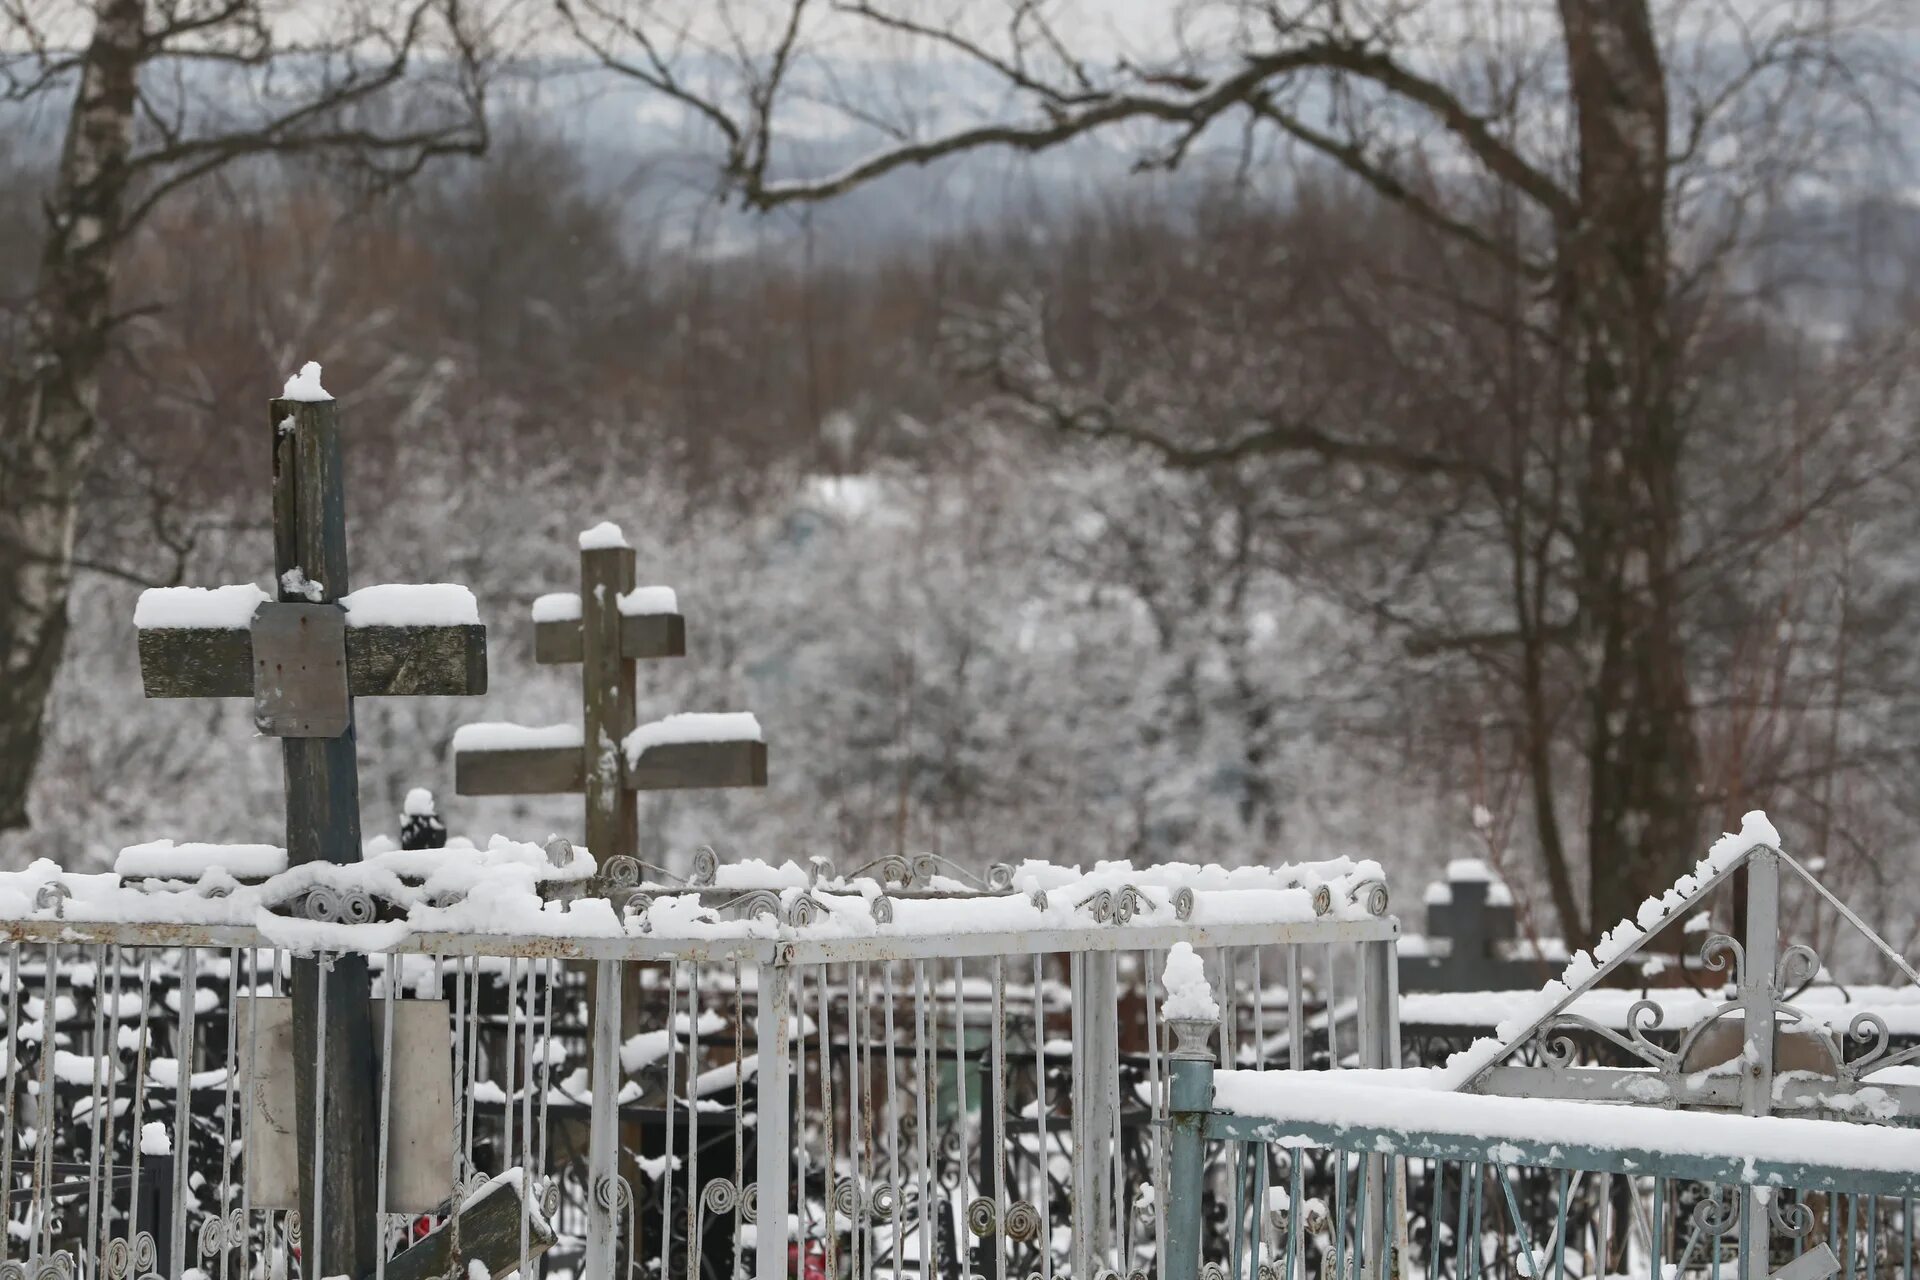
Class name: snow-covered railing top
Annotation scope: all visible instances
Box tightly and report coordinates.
[0,845,1394,960]
[1201,1067,1920,1195]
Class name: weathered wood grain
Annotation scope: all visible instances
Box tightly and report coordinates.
[138,627,253,697]
[455,744,586,795]
[136,623,487,699]
[623,739,769,792]
[533,611,686,664]
[382,1176,557,1280]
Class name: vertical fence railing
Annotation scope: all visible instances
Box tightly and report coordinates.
[0,857,1397,1280]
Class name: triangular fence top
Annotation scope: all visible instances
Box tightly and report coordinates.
[1439,810,1920,1122]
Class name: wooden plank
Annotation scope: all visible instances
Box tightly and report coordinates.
[533,612,686,665]
[382,1175,556,1280]
[270,392,381,1280]
[137,627,253,697]
[347,623,488,695]
[136,622,487,699]
[455,744,585,796]
[624,739,768,792]
[581,546,638,860]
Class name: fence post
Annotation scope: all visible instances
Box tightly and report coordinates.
[584,958,624,1276]
[1165,1010,1217,1280]
[754,948,792,1280]
[1360,938,1399,1280]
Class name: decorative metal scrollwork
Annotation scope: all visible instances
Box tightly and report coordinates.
[1114,884,1149,924]
[1769,1195,1815,1238]
[689,845,719,886]
[834,1178,861,1218]
[1692,1189,1743,1236]
[33,881,71,916]
[966,1195,999,1236]
[594,1173,634,1213]
[1003,1199,1041,1242]
[723,890,782,922]
[602,855,642,890]
[1030,890,1049,912]
[1200,1263,1229,1280]
[869,1182,898,1222]
[622,891,654,933]
[198,1207,246,1257]
[285,1211,300,1246]
[870,894,895,925]
[1172,886,1195,921]
[702,1177,740,1215]
[104,1233,158,1280]
[985,862,1016,891]
[740,1182,759,1224]
[1310,884,1333,917]
[787,893,823,927]
[541,1177,563,1219]
[1078,888,1115,923]
[543,835,574,868]
[303,884,375,924]
[1348,879,1389,916]
[806,856,836,886]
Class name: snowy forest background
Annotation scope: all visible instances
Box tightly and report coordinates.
[3,1,1920,954]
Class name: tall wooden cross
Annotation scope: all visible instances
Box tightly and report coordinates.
[132,368,488,1280]
[452,521,768,870]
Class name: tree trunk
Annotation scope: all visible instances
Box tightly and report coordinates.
[1557,0,1702,942]
[0,0,144,830]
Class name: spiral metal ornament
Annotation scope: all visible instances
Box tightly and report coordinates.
[201,881,233,899]
[543,835,574,868]
[1259,1266,1284,1280]
[1201,1264,1229,1280]
[623,891,655,933]
[1310,883,1334,917]
[1115,885,1147,925]
[872,854,912,888]
[787,893,822,927]
[1078,888,1116,923]
[1769,1195,1815,1238]
[807,856,836,886]
[286,1212,300,1247]
[869,1182,898,1222]
[985,862,1016,891]
[741,1182,759,1224]
[1173,886,1196,921]
[103,1238,132,1280]
[341,885,377,924]
[0,1262,26,1280]
[702,1178,741,1215]
[1003,1200,1041,1242]
[1096,1269,1125,1280]
[1847,1012,1891,1072]
[31,1260,73,1280]
[1030,890,1049,912]
[1128,1270,1150,1280]
[1692,1191,1742,1236]
[1700,933,1746,984]
[303,885,344,922]
[198,1207,246,1257]
[595,1174,634,1213]
[33,881,70,916]
[911,853,941,887]
[689,845,720,886]
[602,855,642,890]
[727,890,782,922]
[966,1196,998,1236]
[541,1177,563,1219]
[870,894,895,925]
[1349,880,1390,916]
[1775,943,1821,993]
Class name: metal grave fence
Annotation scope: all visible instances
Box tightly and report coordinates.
[0,845,1396,1280]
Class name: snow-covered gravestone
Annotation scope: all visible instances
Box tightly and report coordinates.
[129,365,494,1280]
[451,520,767,874]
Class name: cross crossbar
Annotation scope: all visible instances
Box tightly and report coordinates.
[455,736,768,796]
[137,620,487,699]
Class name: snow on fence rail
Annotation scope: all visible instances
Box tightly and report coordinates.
[0,846,1395,1280]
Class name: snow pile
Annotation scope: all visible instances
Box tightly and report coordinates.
[281,361,331,402]
[578,521,628,550]
[623,712,763,764]
[617,586,678,616]
[133,584,270,630]
[117,840,288,881]
[1161,942,1220,1020]
[531,593,581,623]
[1435,811,1783,1090]
[403,788,436,817]
[451,722,583,753]
[280,568,324,602]
[340,584,479,627]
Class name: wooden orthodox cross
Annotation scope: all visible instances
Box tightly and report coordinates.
[452,520,768,866]
[132,367,488,1280]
